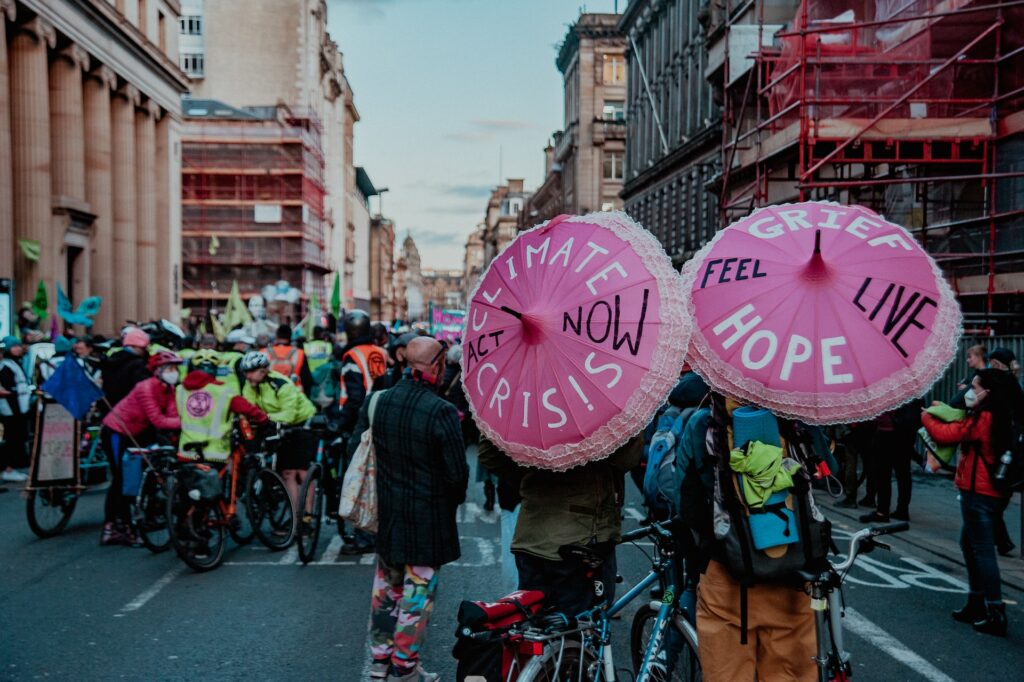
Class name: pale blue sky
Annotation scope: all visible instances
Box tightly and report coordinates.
[326,0,622,269]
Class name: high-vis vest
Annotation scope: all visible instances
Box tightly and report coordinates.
[338,344,388,407]
[218,351,243,392]
[266,345,305,386]
[176,381,236,463]
[0,358,30,416]
[303,340,332,374]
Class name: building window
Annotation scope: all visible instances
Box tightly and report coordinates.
[602,100,625,121]
[603,54,625,84]
[604,152,624,181]
[500,198,523,216]
[180,53,205,76]
[179,15,203,35]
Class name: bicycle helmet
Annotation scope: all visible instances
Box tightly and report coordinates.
[343,310,371,342]
[239,350,271,372]
[189,349,222,377]
[147,350,183,373]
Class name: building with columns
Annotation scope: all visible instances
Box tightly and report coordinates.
[1,0,189,333]
[481,179,529,267]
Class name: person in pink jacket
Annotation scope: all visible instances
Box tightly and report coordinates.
[100,351,184,546]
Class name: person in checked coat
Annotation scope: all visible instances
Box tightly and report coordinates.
[348,336,469,682]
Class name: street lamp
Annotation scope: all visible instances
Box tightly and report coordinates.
[376,187,390,217]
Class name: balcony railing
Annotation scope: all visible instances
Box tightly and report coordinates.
[593,118,626,144]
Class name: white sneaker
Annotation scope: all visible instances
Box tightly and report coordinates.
[2,469,28,483]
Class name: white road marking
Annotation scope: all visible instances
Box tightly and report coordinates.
[316,535,345,564]
[457,502,500,524]
[360,553,377,565]
[117,566,185,615]
[844,607,956,682]
[223,561,357,566]
[623,506,645,521]
[277,545,299,564]
[452,535,497,567]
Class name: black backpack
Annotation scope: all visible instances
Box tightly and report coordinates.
[990,417,1024,493]
[704,396,833,643]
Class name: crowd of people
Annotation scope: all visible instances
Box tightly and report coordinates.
[2,317,1022,680]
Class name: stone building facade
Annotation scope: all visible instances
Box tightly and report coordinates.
[420,269,464,311]
[369,215,396,322]
[396,234,422,321]
[619,0,722,266]
[462,224,485,303]
[482,179,528,267]
[1,0,189,333]
[522,13,627,227]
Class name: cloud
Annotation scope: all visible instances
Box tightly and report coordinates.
[329,0,395,20]
[441,184,493,199]
[468,118,538,131]
[409,228,472,247]
[421,202,483,215]
[443,131,493,143]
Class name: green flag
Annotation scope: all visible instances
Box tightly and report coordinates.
[330,272,341,317]
[31,281,48,324]
[19,239,41,262]
[222,280,252,330]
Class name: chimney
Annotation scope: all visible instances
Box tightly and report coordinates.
[544,143,554,176]
[508,178,524,193]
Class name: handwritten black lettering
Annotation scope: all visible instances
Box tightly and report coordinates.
[891,296,937,358]
[719,258,737,284]
[735,258,750,281]
[853,277,871,312]
[586,301,612,344]
[563,309,582,335]
[612,289,649,356]
[700,259,723,289]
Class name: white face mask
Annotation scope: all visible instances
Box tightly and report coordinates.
[964,388,979,408]
[160,369,180,386]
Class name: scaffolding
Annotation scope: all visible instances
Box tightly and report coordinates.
[181,106,329,315]
[716,0,1024,332]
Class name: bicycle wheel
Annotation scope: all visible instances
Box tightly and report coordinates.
[134,471,171,553]
[247,467,296,551]
[296,463,324,564]
[166,476,226,572]
[517,636,601,682]
[26,488,78,538]
[630,604,702,682]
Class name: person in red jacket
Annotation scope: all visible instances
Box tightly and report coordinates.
[100,351,184,546]
[921,368,1023,637]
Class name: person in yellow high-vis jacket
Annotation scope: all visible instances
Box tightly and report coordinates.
[176,350,267,463]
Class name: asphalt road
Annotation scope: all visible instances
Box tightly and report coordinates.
[2,449,1023,681]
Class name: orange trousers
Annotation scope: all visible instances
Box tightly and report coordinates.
[696,560,817,681]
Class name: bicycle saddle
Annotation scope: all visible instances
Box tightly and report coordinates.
[558,541,613,569]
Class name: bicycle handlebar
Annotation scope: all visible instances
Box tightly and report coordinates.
[832,521,909,573]
[620,518,676,544]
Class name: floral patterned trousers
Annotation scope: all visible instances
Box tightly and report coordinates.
[369,556,439,674]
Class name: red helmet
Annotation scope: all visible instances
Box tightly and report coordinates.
[148,350,183,373]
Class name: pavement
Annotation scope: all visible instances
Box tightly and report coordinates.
[2,450,1024,681]
[817,469,1024,591]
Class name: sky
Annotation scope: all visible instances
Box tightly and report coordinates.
[326,0,623,270]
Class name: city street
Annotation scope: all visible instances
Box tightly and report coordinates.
[2,451,1023,682]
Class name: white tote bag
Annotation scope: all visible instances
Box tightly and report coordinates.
[338,392,382,533]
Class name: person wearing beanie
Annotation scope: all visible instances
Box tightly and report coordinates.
[0,336,31,482]
[101,328,151,409]
[264,323,313,396]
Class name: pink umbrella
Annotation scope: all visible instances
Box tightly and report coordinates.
[680,202,961,424]
[462,212,690,471]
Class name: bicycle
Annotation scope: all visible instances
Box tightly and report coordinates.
[249,423,300,552]
[25,414,108,539]
[166,418,291,572]
[129,443,183,553]
[295,416,346,563]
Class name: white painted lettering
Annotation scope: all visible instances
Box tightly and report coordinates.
[747,215,785,239]
[489,378,511,417]
[778,209,812,232]
[542,388,567,428]
[482,288,502,304]
[780,334,812,381]
[816,208,847,230]
[741,330,778,370]
[471,308,488,331]
[867,232,913,251]
[712,304,763,350]
[526,238,551,267]
[845,215,882,239]
[521,392,531,428]
[550,237,574,267]
[506,256,518,280]
[585,261,628,295]
[475,362,498,397]
[821,337,854,384]
[567,375,594,412]
[575,241,609,273]
[585,352,622,389]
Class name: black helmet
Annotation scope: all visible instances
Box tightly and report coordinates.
[343,310,371,342]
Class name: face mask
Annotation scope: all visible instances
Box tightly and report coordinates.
[160,369,180,386]
[964,388,979,408]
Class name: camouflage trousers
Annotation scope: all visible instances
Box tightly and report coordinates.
[369,557,439,673]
